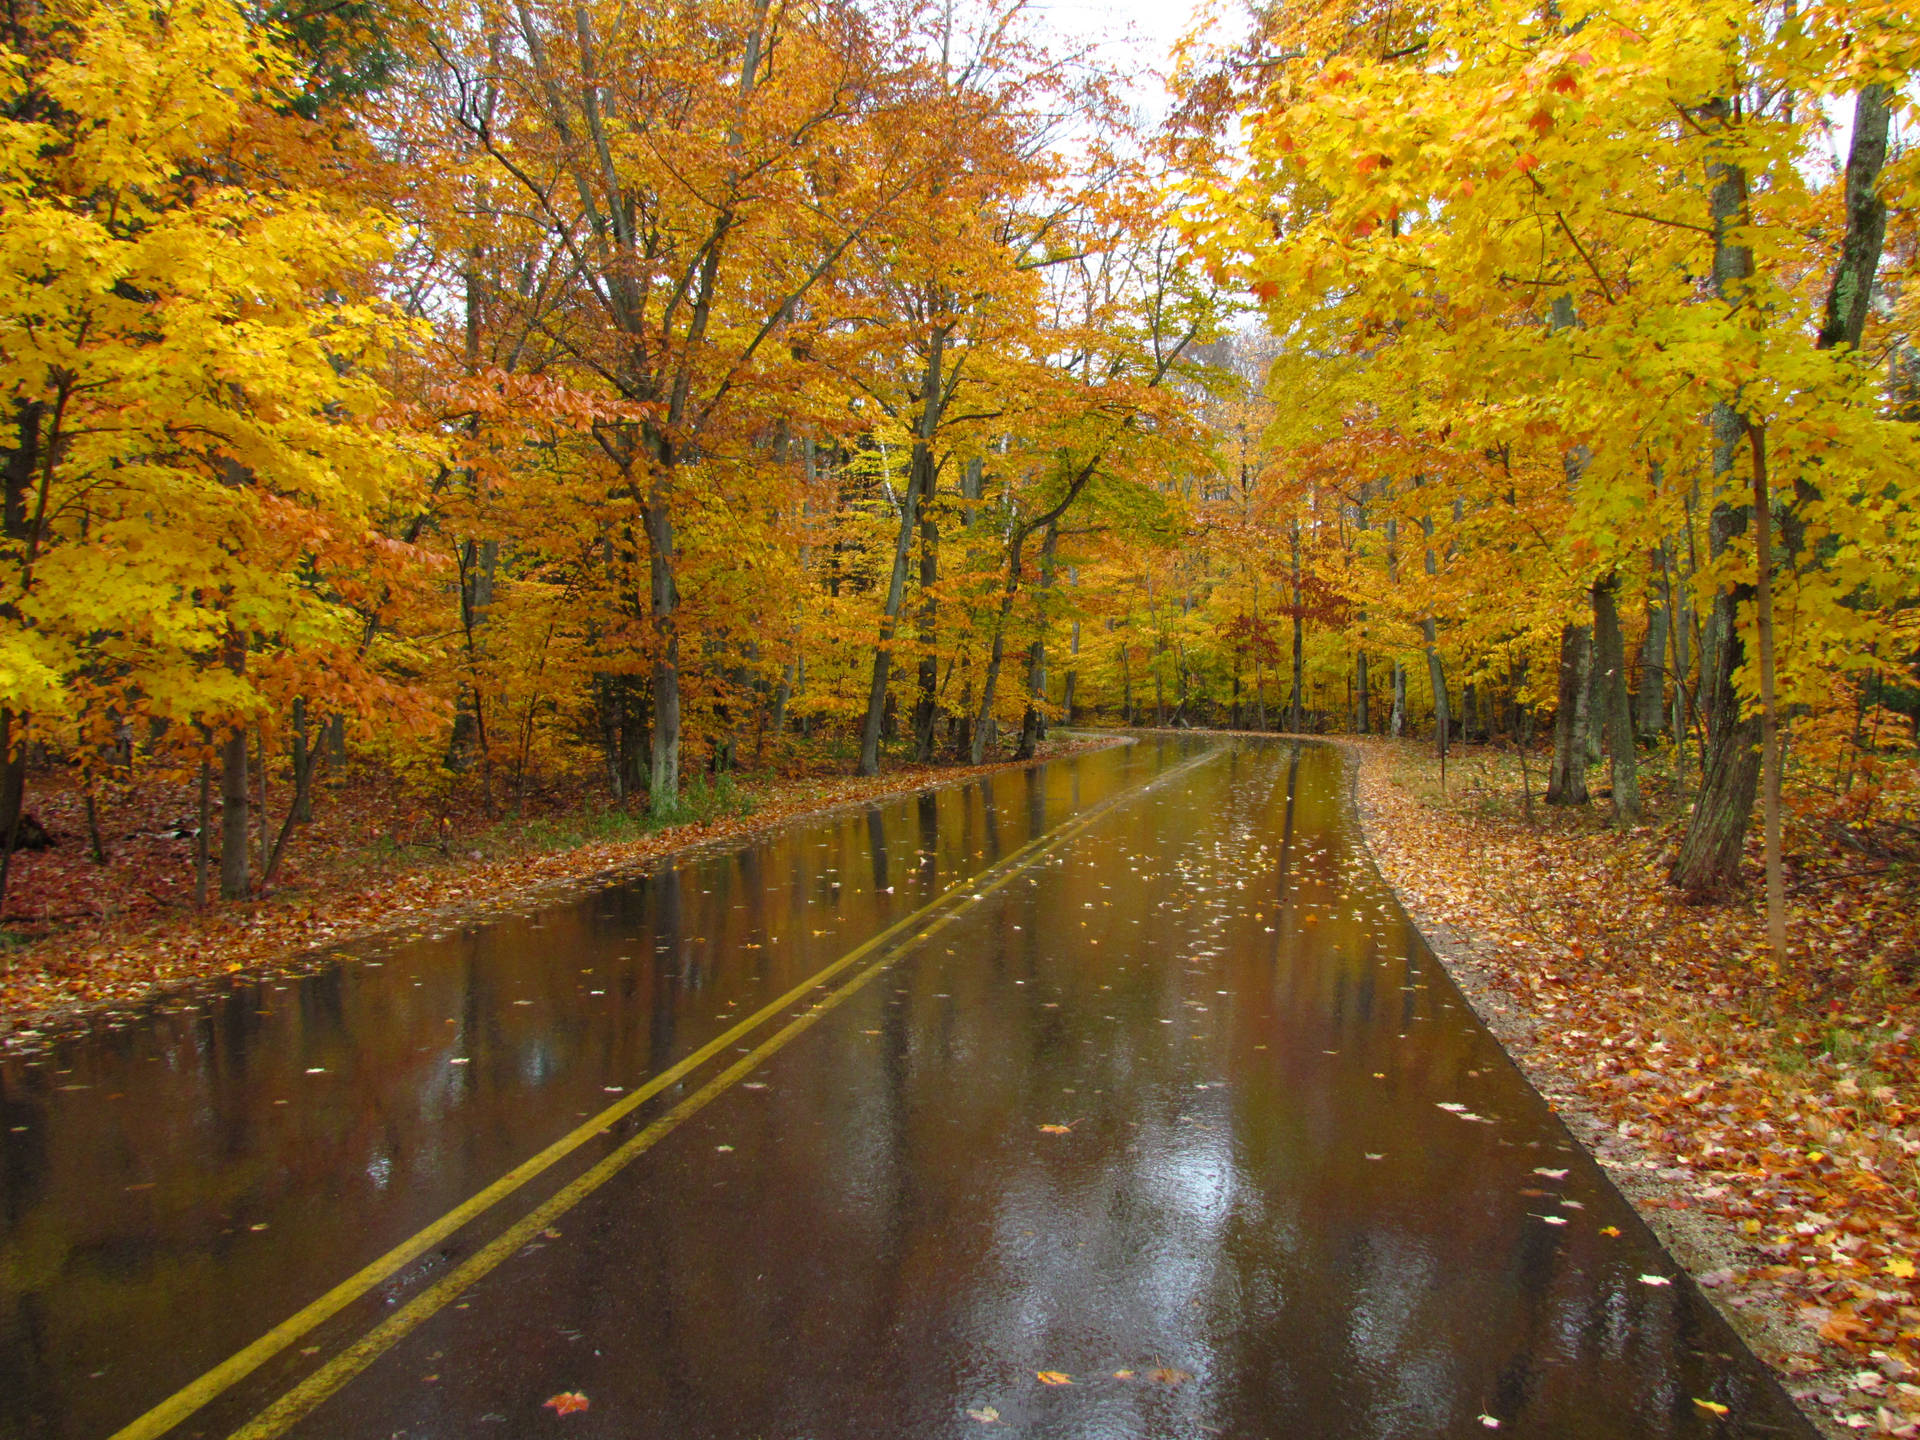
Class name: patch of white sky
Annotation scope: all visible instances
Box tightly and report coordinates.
[1018,0,1238,123]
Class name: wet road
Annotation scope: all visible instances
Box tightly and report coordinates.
[2,738,1813,1439]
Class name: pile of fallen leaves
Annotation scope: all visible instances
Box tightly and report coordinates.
[0,737,1115,1041]
[1343,737,1920,1438]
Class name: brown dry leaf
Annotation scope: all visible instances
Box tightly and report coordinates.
[1147,1367,1192,1385]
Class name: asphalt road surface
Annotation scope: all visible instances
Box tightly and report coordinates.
[0,736,1815,1439]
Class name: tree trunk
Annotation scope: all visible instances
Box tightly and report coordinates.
[1749,424,1787,961]
[1673,122,1763,899]
[220,725,250,900]
[1591,575,1642,822]
[1423,617,1449,759]
[291,696,315,823]
[1636,579,1668,740]
[195,757,210,906]
[1354,652,1370,734]
[1816,84,1892,356]
[861,336,943,777]
[645,489,682,816]
[912,500,940,762]
[1287,519,1304,732]
[1017,523,1059,759]
[1672,413,1762,899]
[1419,511,1447,758]
[1061,615,1079,725]
[1390,662,1405,737]
[1546,624,1592,805]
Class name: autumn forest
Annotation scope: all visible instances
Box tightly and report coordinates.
[1,0,1916,961]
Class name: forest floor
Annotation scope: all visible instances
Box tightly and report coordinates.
[1338,734,1920,1438]
[0,733,1120,1045]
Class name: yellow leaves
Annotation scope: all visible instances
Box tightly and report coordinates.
[1888,1258,1916,1281]
[1036,1372,1072,1386]
[1692,1398,1729,1416]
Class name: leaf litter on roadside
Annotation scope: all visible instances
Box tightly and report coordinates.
[1348,738,1920,1436]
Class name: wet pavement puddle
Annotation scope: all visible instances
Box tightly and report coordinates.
[1,738,1814,1438]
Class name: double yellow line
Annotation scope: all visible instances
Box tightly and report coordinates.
[111,745,1217,1440]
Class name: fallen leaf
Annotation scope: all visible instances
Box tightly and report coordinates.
[1036,1371,1072,1386]
[1113,1369,1135,1379]
[1692,1399,1729,1416]
[1147,1367,1192,1385]
[543,1392,590,1417]
[1639,1274,1671,1287]
[1887,1257,1915,1280]
[1478,1416,1501,1429]
[1039,1124,1073,1135]
[966,1406,999,1423]
[1601,1225,1621,1237]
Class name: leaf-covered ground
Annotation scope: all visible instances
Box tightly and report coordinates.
[0,737,1116,1044]
[1344,737,1920,1439]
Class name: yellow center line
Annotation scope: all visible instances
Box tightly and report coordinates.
[107,745,1217,1440]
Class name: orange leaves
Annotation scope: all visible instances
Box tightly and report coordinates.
[1348,737,1920,1431]
[543,1392,590,1416]
[1036,1371,1073,1386]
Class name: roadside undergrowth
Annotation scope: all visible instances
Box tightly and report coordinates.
[1345,736,1920,1437]
[0,736,1114,1042]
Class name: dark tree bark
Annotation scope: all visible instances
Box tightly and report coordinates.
[220,726,250,900]
[860,331,944,777]
[1016,522,1059,758]
[1673,109,1764,899]
[1816,84,1891,355]
[1635,578,1668,739]
[1546,624,1592,805]
[1287,518,1304,732]
[912,500,940,762]
[1591,575,1642,822]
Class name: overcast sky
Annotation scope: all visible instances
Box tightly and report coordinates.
[1022,0,1224,118]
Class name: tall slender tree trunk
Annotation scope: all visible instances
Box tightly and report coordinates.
[1591,575,1642,822]
[220,725,249,900]
[1287,519,1304,732]
[646,487,681,814]
[1354,652,1370,734]
[1749,424,1787,960]
[1636,575,1668,739]
[1017,523,1059,758]
[861,333,944,776]
[912,502,940,762]
[1061,614,1079,725]
[1390,663,1405,737]
[1674,116,1764,900]
[1546,625,1592,805]
[1419,511,1447,758]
